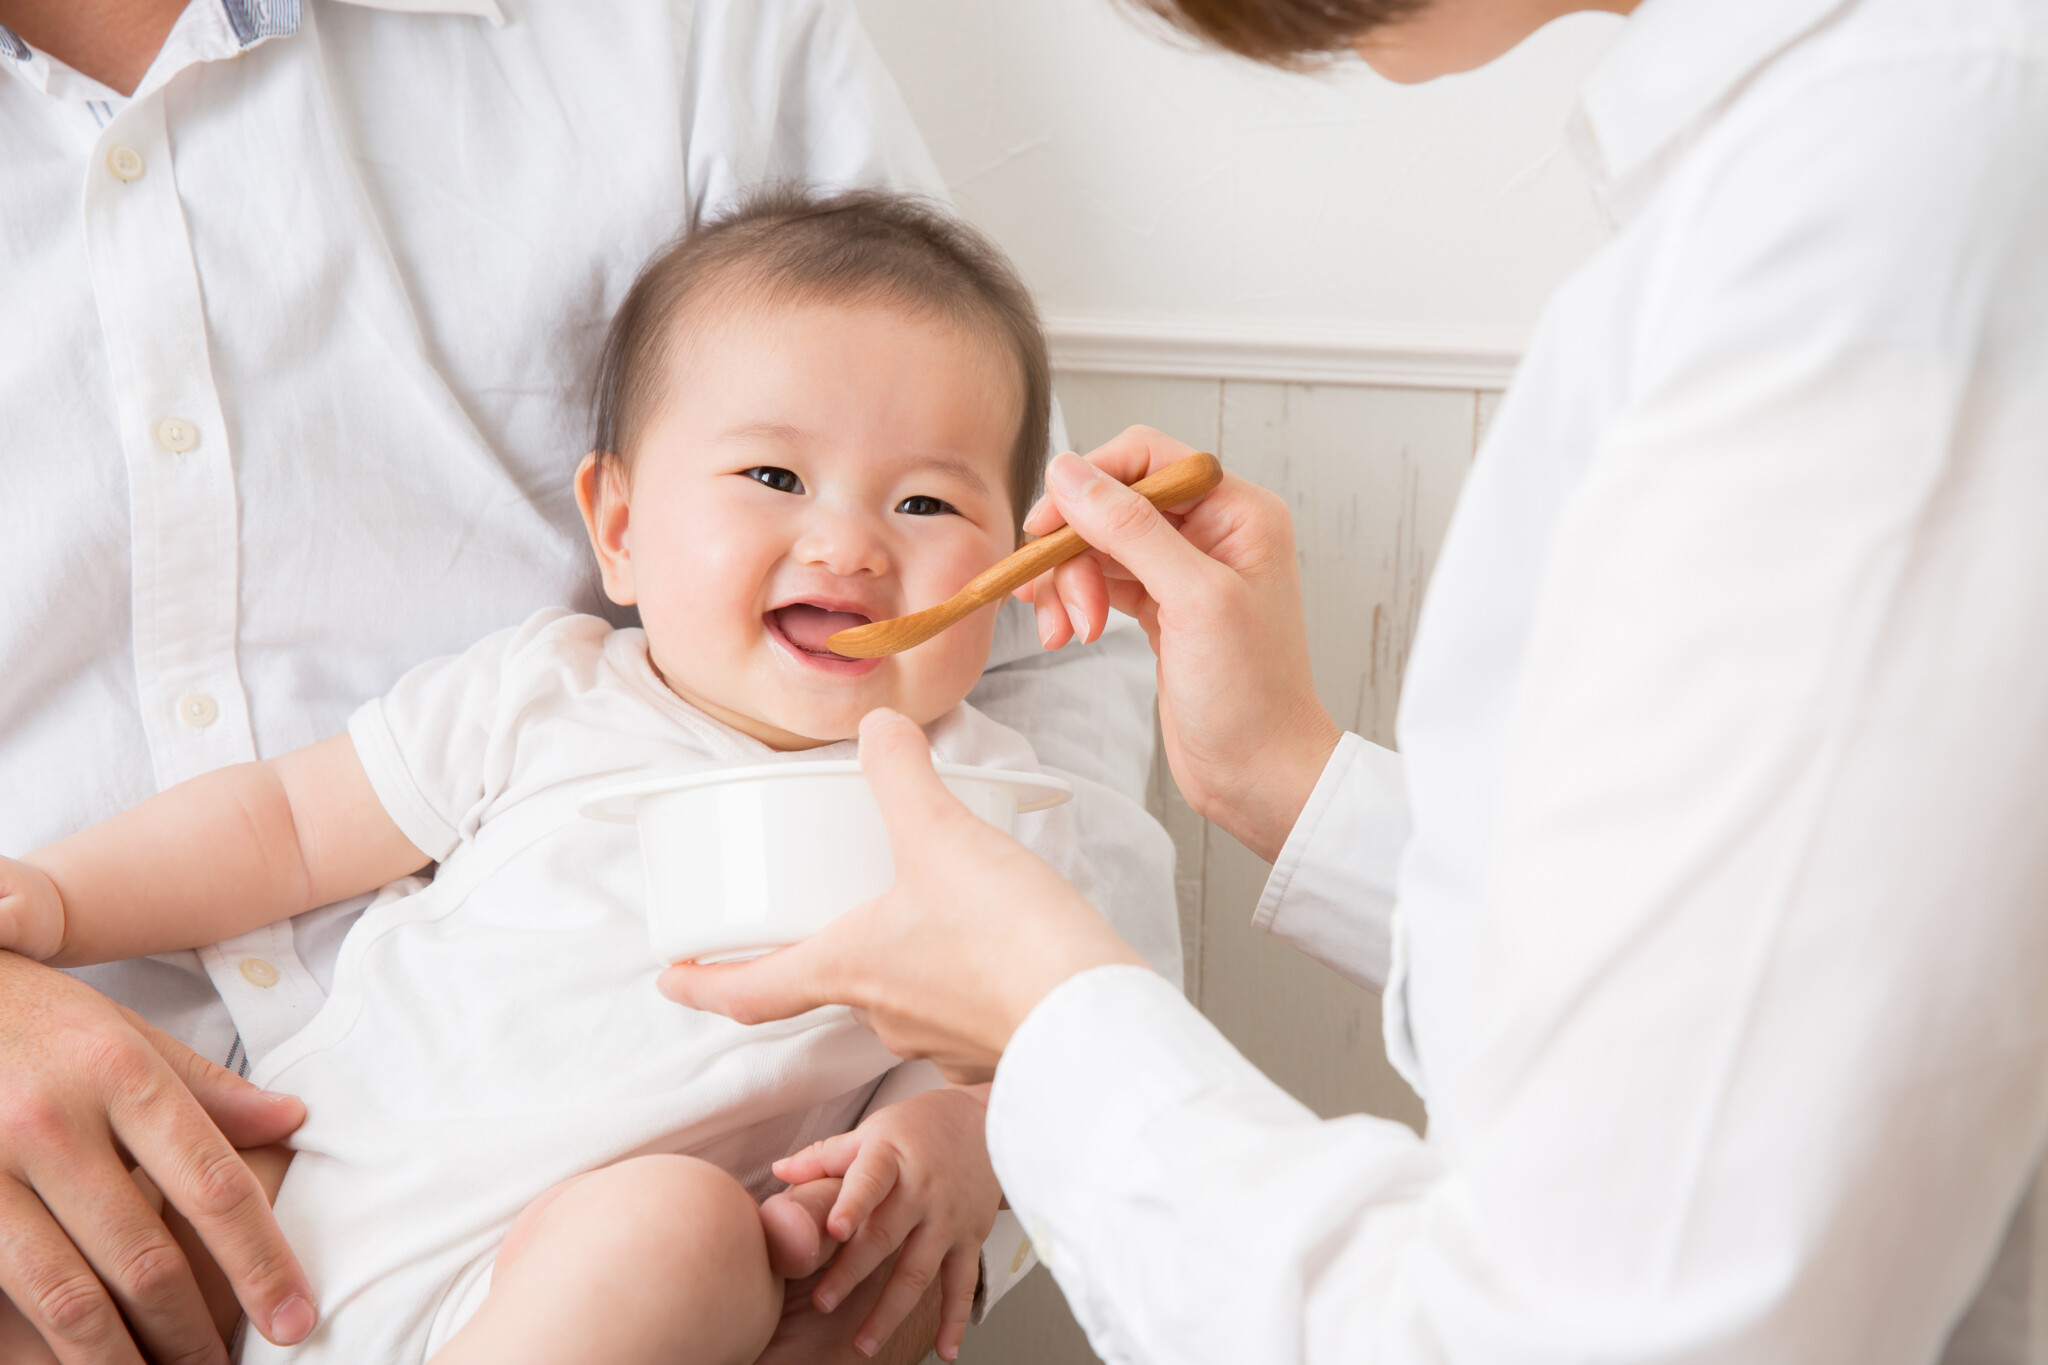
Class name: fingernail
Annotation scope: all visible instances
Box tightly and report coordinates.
[856,1337,879,1357]
[1046,452,1103,498]
[1038,612,1058,649]
[263,1091,297,1106]
[270,1295,316,1345]
[816,1290,839,1313]
[1066,602,1090,645]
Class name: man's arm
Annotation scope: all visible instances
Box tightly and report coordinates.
[4,736,428,968]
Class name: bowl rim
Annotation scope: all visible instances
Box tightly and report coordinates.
[580,759,1074,823]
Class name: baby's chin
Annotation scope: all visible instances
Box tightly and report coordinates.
[652,644,976,751]
[695,684,945,753]
[755,694,957,751]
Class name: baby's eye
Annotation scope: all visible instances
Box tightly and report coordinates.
[743,467,804,494]
[895,495,958,517]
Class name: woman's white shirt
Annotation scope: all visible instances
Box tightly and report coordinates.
[988,0,2048,1360]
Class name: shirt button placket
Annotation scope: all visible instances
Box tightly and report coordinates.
[85,87,301,1061]
[83,93,252,786]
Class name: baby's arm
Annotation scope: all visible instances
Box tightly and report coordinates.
[769,1086,1000,1363]
[0,735,431,967]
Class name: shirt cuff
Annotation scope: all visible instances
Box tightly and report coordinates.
[974,1209,1037,1323]
[985,964,1299,1359]
[1250,733,1409,993]
[987,965,1435,1362]
[346,701,460,862]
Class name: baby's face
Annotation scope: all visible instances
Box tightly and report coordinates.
[580,297,1023,750]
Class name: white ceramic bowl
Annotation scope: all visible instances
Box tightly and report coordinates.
[582,759,1072,965]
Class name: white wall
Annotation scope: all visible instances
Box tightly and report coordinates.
[856,0,1621,380]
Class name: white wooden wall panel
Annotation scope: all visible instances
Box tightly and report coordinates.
[960,373,1492,1363]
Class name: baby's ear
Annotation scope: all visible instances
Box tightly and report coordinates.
[575,451,637,606]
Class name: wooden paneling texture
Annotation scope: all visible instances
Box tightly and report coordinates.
[961,373,1492,1364]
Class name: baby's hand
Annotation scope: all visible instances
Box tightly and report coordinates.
[0,855,62,961]
[770,1086,999,1361]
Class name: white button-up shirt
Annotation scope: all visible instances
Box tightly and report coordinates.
[988,0,2048,1359]
[1,0,1180,1318]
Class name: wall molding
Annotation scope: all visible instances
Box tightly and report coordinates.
[1044,314,1526,391]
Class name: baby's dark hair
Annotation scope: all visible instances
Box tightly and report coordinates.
[590,187,1051,539]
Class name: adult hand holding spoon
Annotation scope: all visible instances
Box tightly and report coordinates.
[1017,427,1344,864]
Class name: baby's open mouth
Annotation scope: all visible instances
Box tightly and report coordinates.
[766,603,873,660]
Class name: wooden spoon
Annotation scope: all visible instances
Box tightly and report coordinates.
[827,451,1224,659]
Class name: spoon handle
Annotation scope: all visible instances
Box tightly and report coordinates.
[955,451,1224,608]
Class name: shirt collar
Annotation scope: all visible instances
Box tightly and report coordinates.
[212,0,508,44]
[1569,0,1853,221]
[0,0,502,81]
[330,0,505,24]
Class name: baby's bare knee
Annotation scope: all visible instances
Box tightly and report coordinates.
[608,1155,761,1247]
[594,1156,778,1339]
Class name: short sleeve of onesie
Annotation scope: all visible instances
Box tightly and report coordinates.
[347,607,594,861]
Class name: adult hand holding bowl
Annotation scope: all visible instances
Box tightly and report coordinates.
[584,755,1070,969]
[659,710,1146,1082]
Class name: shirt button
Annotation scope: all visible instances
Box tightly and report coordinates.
[106,145,145,182]
[177,692,219,728]
[154,416,198,453]
[239,958,281,988]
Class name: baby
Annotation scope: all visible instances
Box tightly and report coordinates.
[0,190,1087,1365]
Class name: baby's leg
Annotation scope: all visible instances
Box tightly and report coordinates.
[431,1155,780,1365]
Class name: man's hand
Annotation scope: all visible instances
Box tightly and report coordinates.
[0,952,315,1365]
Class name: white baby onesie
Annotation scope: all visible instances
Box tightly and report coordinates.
[239,608,1086,1364]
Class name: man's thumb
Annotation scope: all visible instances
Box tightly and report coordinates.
[858,708,967,854]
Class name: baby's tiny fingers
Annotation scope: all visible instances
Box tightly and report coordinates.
[816,1192,917,1313]
[826,1144,901,1244]
[854,1226,945,1359]
[772,1130,861,1186]
[935,1246,981,1362]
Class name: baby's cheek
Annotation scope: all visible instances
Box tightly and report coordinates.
[898,629,996,722]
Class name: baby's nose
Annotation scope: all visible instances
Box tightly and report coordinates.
[793,508,890,577]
